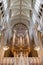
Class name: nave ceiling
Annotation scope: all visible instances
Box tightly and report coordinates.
[0,0,36,28]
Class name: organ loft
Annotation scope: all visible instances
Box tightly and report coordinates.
[0,0,43,65]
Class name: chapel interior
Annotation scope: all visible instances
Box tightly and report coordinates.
[0,0,43,65]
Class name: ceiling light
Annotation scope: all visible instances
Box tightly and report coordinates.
[34,46,40,51]
[3,46,9,51]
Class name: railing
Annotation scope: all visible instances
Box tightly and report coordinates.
[0,57,43,65]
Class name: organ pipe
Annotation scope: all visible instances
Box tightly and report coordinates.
[12,30,16,45]
[25,31,30,46]
[20,36,22,46]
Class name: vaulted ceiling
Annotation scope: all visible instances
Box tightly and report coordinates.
[0,0,36,28]
[9,0,35,27]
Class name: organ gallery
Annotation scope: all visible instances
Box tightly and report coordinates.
[0,0,43,65]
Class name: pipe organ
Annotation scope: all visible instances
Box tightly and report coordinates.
[11,30,30,57]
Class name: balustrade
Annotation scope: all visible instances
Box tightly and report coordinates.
[0,57,43,65]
